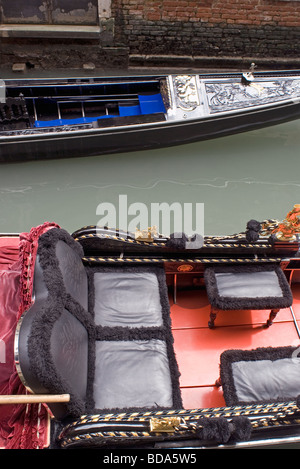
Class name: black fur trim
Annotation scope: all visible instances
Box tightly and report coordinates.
[245,219,261,242]
[246,220,261,232]
[230,416,252,441]
[166,232,204,250]
[37,227,84,265]
[166,232,188,249]
[197,417,232,443]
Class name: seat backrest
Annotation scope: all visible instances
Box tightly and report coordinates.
[15,228,93,418]
[34,228,89,310]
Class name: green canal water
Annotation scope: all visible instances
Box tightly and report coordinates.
[0,117,299,237]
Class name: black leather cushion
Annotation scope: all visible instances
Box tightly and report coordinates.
[93,339,173,409]
[215,271,283,298]
[50,309,88,402]
[93,271,163,327]
[204,264,293,310]
[18,305,89,418]
[220,346,300,405]
[87,264,183,412]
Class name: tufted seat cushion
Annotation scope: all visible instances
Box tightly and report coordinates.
[92,271,163,327]
[214,270,283,299]
[93,340,173,409]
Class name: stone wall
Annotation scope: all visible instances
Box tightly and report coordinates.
[112,0,300,67]
[0,0,299,70]
[0,0,128,69]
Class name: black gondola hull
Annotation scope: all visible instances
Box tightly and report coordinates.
[1,98,300,163]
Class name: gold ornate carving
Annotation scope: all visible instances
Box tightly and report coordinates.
[272,204,300,241]
[135,226,158,242]
[177,264,194,272]
[149,417,182,433]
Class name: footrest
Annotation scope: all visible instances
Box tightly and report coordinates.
[204,264,293,328]
[220,346,300,406]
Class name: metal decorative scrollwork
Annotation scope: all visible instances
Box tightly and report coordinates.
[206,79,300,113]
[173,75,200,111]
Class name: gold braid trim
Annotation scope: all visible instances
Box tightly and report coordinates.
[59,401,300,447]
[82,256,282,264]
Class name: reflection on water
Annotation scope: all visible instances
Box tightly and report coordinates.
[0,119,300,236]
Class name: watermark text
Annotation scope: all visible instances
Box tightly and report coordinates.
[96,195,204,248]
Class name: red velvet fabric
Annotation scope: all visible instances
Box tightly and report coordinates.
[0,223,59,449]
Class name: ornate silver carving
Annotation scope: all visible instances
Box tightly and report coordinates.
[173,75,200,111]
[0,123,94,136]
[205,79,300,113]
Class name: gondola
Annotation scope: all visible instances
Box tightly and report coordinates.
[0,205,300,450]
[1,67,300,162]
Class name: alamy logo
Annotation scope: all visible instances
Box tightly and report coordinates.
[96,195,204,248]
[0,80,5,104]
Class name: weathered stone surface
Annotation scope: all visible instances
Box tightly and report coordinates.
[0,0,299,70]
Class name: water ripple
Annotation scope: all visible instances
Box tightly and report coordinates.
[0,177,299,194]
[63,177,300,191]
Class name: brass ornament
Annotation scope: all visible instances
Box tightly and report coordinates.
[177,264,194,272]
[272,204,300,241]
[149,417,182,433]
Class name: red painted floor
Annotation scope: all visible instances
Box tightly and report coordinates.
[170,284,300,410]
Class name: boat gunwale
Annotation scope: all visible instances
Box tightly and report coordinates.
[2,68,300,86]
[0,95,299,143]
